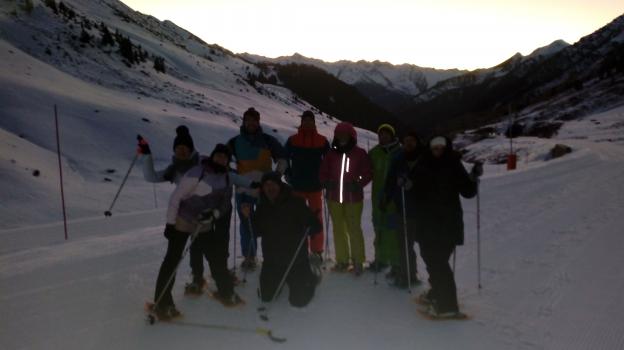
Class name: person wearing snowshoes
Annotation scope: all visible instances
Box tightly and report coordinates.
[284,110,330,262]
[138,126,211,290]
[319,122,372,276]
[242,172,322,308]
[227,108,287,272]
[406,135,482,319]
[152,144,242,319]
[369,124,402,278]
[383,131,424,289]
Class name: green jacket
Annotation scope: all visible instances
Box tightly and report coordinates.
[369,140,402,213]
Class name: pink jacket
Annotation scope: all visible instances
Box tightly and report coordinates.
[319,123,372,203]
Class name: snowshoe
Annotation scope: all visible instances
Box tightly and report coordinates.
[211,292,245,308]
[184,276,207,296]
[352,263,364,277]
[384,266,400,279]
[241,257,257,271]
[331,262,350,273]
[145,302,182,322]
[414,290,435,306]
[418,304,469,320]
[367,261,388,272]
[310,252,323,268]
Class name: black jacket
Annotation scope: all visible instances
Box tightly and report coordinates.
[252,184,321,265]
[409,149,477,246]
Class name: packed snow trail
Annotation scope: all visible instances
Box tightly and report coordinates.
[2,140,624,350]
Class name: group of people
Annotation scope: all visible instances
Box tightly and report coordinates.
[141,107,483,321]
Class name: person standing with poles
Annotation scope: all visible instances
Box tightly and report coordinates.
[151,144,243,320]
[138,126,210,291]
[368,124,402,278]
[407,136,482,319]
[319,122,372,276]
[241,172,322,310]
[139,127,254,294]
[383,131,424,289]
[227,108,288,271]
[284,110,330,262]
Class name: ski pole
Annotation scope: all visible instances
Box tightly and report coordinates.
[152,183,158,209]
[54,105,69,240]
[401,187,412,294]
[373,205,381,286]
[259,227,311,321]
[149,220,211,323]
[104,152,139,217]
[243,218,258,284]
[232,193,238,273]
[323,191,332,266]
[477,181,482,290]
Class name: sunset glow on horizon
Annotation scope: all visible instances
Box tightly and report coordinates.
[123,0,623,70]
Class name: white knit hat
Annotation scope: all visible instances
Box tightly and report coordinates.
[430,136,447,148]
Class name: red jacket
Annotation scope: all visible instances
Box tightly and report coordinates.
[319,123,372,203]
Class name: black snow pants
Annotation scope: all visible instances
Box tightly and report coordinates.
[190,209,232,279]
[419,240,459,313]
[259,260,317,307]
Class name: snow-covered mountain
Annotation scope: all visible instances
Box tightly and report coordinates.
[413,40,571,103]
[401,15,624,136]
[242,53,465,96]
[526,39,570,59]
[241,52,466,113]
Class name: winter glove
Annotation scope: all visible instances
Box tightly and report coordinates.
[198,209,220,225]
[163,224,177,239]
[397,176,413,190]
[470,162,484,181]
[137,135,151,155]
[250,181,261,189]
[240,203,252,219]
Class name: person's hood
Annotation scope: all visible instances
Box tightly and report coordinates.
[334,122,357,143]
[331,122,358,153]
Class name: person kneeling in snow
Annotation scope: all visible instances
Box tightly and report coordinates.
[242,172,322,308]
[152,145,241,319]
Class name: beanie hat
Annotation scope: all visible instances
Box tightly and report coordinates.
[261,171,283,186]
[429,136,447,148]
[243,107,260,120]
[301,110,315,120]
[173,125,195,152]
[210,143,231,161]
[377,123,396,137]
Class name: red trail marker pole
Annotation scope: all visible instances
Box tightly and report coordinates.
[54,105,69,240]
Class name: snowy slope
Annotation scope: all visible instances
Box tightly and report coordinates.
[2,106,624,349]
[2,2,624,349]
[0,0,375,228]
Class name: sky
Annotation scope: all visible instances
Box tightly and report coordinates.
[123,0,623,70]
